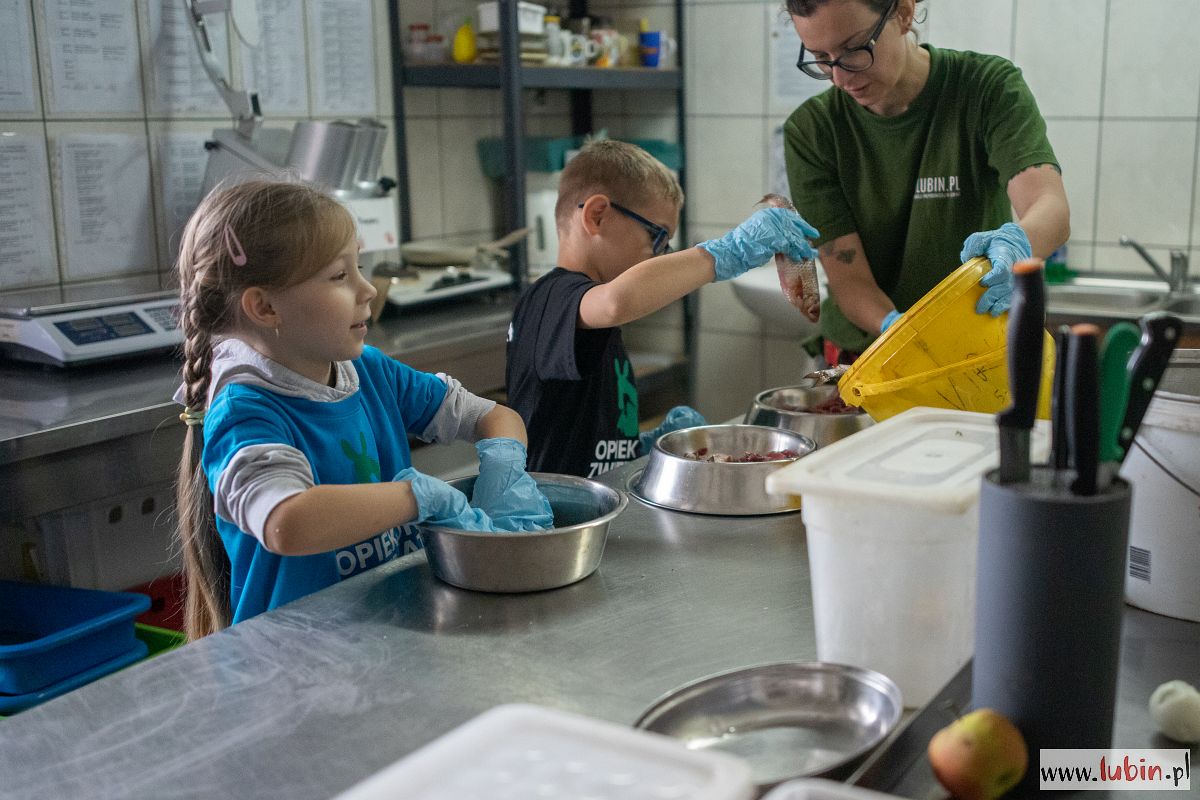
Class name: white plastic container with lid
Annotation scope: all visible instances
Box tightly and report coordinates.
[1119,349,1200,623]
[476,1,546,36]
[766,407,1050,709]
[334,703,755,800]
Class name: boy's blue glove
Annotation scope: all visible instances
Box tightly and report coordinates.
[394,467,498,531]
[880,309,901,333]
[960,222,1032,316]
[698,207,819,282]
[638,405,707,455]
[470,438,554,532]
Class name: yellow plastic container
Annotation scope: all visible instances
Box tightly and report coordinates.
[839,257,1055,422]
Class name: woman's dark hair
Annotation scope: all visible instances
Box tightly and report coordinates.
[786,0,922,17]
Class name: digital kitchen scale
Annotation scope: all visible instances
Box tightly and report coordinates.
[0,287,182,367]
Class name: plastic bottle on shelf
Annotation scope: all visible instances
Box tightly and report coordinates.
[545,15,563,65]
[452,17,477,64]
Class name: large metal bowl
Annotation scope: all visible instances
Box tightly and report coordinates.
[745,384,873,448]
[634,661,903,792]
[631,424,816,515]
[419,473,627,593]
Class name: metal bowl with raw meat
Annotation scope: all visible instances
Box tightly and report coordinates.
[419,473,626,593]
[745,383,873,448]
[630,424,815,515]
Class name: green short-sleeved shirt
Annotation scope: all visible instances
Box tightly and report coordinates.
[784,45,1059,353]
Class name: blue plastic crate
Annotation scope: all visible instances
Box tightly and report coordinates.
[0,641,148,715]
[0,581,150,695]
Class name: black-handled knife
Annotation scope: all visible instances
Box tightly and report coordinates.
[997,259,1046,484]
[1050,324,1071,474]
[1117,312,1183,460]
[1067,324,1102,496]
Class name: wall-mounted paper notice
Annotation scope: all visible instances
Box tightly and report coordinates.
[42,0,143,114]
[768,10,827,115]
[0,0,38,113]
[308,0,376,116]
[56,133,155,279]
[146,0,229,115]
[0,134,58,289]
[241,0,308,116]
[156,132,209,260]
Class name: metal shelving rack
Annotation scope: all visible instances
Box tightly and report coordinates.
[385,0,696,403]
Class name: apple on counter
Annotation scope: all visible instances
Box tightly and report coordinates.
[927,708,1028,800]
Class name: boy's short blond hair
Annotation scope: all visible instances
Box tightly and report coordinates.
[555,140,683,231]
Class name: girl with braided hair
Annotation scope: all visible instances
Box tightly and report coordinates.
[174,179,550,640]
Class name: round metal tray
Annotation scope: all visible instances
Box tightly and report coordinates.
[634,661,903,791]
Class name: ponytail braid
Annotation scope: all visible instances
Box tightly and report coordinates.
[177,272,232,640]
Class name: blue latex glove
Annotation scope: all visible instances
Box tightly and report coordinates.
[470,438,554,532]
[638,405,707,456]
[394,467,498,531]
[698,208,819,282]
[880,309,901,333]
[959,222,1032,316]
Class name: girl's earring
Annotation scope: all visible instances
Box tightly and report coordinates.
[274,325,280,339]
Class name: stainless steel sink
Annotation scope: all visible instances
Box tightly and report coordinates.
[1045,283,1167,312]
[1164,296,1200,316]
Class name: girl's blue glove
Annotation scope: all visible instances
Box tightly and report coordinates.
[698,208,819,282]
[960,222,1032,316]
[639,405,707,455]
[471,438,554,532]
[394,467,498,531]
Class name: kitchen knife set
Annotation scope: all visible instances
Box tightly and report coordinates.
[997,259,1183,495]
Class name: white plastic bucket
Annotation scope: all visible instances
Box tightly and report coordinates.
[1120,350,1200,622]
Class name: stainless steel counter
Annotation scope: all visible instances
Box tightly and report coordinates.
[0,295,517,467]
[1,460,1196,800]
[0,296,518,527]
[0,462,814,798]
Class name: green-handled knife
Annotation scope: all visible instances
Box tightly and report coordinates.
[1096,322,1140,490]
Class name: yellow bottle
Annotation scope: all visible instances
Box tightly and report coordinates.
[452,18,477,64]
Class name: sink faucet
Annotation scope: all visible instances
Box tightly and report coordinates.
[1119,236,1190,293]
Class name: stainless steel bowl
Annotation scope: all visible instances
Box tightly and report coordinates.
[631,424,816,515]
[420,473,627,593]
[745,383,873,448]
[634,661,903,791]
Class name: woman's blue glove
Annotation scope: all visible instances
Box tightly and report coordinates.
[470,438,554,532]
[960,222,1032,316]
[638,405,707,455]
[880,309,901,333]
[394,467,498,531]
[698,208,819,281]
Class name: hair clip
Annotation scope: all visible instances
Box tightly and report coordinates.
[179,406,206,426]
[223,224,248,266]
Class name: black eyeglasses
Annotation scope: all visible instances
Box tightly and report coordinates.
[579,201,673,256]
[796,0,896,79]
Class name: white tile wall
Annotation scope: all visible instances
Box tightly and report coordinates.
[650,0,1200,405]
[400,0,1200,410]
[2,0,399,294]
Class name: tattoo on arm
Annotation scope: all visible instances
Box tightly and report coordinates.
[820,242,857,265]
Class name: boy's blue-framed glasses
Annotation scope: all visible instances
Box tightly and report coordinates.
[579,201,673,256]
[796,0,896,79]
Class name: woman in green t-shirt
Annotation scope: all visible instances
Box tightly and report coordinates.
[783,0,1070,360]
